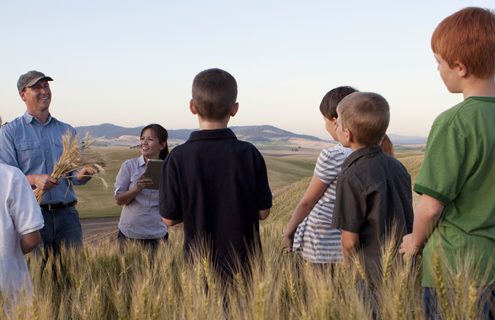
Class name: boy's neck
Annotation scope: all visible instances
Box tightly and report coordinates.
[462,77,495,99]
[348,141,369,152]
[197,116,230,130]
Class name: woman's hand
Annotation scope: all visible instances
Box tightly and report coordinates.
[133,176,154,192]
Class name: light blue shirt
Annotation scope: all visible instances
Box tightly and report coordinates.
[115,156,168,239]
[0,112,84,205]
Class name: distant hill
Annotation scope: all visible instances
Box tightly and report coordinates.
[76,124,323,143]
[75,123,427,146]
[388,134,427,145]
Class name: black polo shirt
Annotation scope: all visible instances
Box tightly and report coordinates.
[332,146,413,281]
[160,128,272,274]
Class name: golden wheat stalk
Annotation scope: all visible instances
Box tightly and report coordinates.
[34,130,106,202]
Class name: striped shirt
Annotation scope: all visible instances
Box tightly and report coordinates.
[292,143,351,263]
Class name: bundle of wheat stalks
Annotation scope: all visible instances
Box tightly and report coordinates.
[34,130,106,202]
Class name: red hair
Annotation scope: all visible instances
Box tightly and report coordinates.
[431,7,495,78]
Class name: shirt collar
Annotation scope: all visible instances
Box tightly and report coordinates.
[342,145,383,169]
[23,112,53,125]
[138,155,147,167]
[188,128,237,142]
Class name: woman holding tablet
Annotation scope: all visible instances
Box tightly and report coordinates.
[114,123,169,251]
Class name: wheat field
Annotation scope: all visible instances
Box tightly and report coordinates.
[1,149,489,319]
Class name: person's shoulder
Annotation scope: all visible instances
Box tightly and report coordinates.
[168,143,188,156]
[433,97,490,126]
[1,116,23,131]
[321,143,352,158]
[123,156,141,167]
[379,153,410,177]
[0,163,24,180]
[51,117,75,130]
[228,138,263,155]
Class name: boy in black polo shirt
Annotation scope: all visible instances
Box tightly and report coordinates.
[332,92,413,285]
[159,68,272,281]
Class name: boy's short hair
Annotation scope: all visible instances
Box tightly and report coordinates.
[337,92,390,147]
[192,68,238,120]
[319,86,357,119]
[431,7,495,78]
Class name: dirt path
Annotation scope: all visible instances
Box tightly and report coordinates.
[81,217,119,243]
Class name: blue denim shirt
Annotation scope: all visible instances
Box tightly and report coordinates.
[0,112,84,205]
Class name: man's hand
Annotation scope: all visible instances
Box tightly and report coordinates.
[29,174,58,191]
[76,166,99,182]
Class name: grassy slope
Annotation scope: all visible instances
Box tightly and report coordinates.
[75,147,317,219]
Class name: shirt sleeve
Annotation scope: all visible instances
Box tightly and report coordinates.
[314,148,342,185]
[255,150,272,210]
[332,174,366,233]
[8,167,44,235]
[160,154,183,220]
[414,120,469,205]
[114,160,132,196]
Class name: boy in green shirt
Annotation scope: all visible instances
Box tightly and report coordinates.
[399,7,495,318]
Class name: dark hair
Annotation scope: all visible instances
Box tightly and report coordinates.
[192,68,238,120]
[140,124,169,160]
[319,86,357,119]
[380,134,394,156]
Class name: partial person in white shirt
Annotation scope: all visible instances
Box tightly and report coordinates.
[114,124,169,253]
[0,163,44,300]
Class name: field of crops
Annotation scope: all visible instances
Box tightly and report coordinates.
[2,147,488,319]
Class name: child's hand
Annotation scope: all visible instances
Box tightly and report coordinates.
[281,233,294,252]
[399,233,422,256]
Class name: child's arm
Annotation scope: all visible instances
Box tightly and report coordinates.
[258,209,270,220]
[281,175,327,251]
[163,218,183,226]
[21,230,41,254]
[399,194,444,256]
[341,230,359,261]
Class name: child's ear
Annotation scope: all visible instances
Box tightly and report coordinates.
[230,102,239,117]
[345,128,353,144]
[453,60,468,77]
[189,99,198,115]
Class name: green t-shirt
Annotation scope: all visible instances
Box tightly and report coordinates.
[415,96,495,287]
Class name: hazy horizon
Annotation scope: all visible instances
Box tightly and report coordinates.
[1,1,493,139]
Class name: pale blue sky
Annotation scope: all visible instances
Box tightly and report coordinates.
[1,1,493,138]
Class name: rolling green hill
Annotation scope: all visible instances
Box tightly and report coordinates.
[74,147,317,219]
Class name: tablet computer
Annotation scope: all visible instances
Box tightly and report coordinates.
[143,159,163,190]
